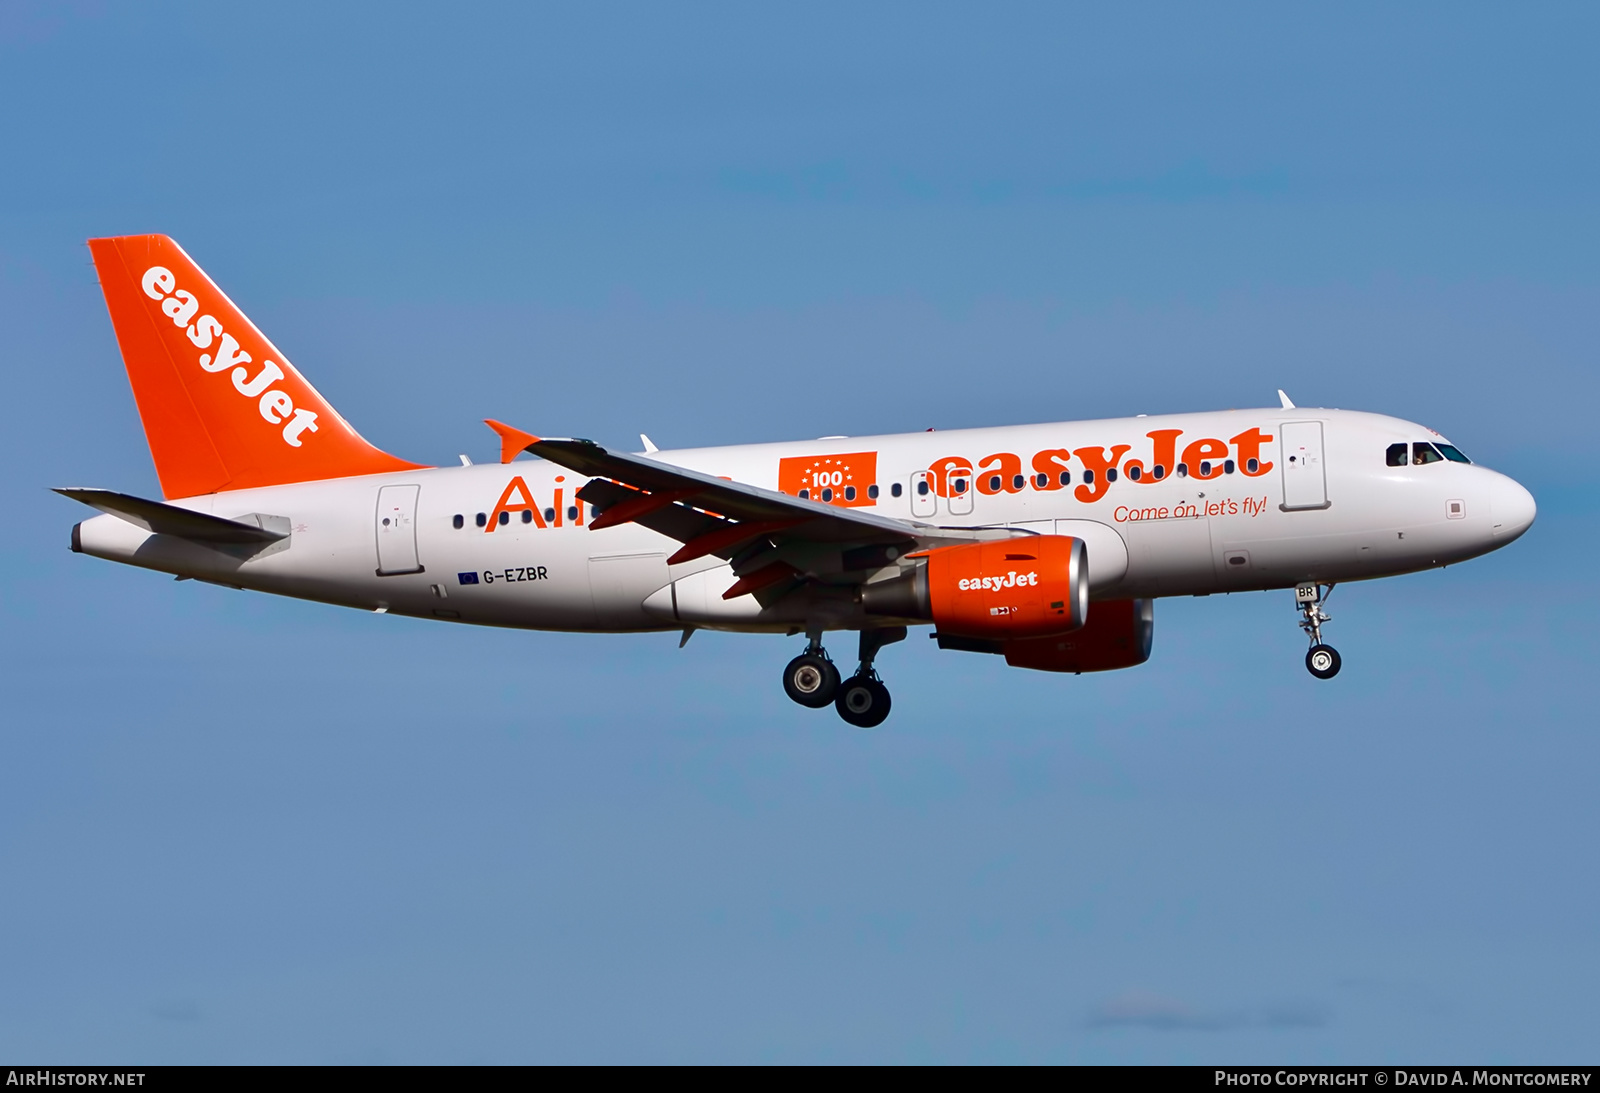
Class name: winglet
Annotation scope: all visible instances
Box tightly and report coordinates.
[484,419,541,464]
[1278,389,1296,409]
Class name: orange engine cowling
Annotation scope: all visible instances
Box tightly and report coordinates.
[861,535,1087,639]
[1001,598,1154,673]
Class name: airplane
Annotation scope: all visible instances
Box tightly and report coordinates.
[60,235,1538,727]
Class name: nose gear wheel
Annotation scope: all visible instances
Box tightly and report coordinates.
[1295,582,1341,680]
[1306,643,1341,679]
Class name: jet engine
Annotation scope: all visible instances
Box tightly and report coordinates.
[1000,598,1154,673]
[861,535,1088,639]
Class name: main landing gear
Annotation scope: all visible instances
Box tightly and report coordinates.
[782,641,840,708]
[1296,582,1341,680]
[782,627,906,727]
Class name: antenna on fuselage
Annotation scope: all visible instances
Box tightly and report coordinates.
[1278,389,1296,409]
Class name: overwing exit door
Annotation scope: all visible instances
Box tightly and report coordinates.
[1279,421,1329,511]
[947,468,974,515]
[375,484,424,575]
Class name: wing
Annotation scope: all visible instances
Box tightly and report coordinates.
[486,421,983,603]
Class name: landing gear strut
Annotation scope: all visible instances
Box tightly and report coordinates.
[1296,582,1341,680]
[835,627,905,729]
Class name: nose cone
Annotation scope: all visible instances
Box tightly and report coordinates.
[1488,472,1537,543]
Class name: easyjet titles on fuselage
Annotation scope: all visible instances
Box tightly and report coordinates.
[924,426,1275,501]
[474,426,1280,531]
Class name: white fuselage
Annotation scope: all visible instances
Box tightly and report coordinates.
[72,407,1537,634]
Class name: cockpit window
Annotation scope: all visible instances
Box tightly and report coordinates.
[1413,442,1443,465]
[1436,444,1471,464]
[1386,443,1408,467]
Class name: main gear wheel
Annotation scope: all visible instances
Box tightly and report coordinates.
[782,652,839,708]
[835,674,891,728]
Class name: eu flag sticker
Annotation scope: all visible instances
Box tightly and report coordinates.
[457,571,480,585]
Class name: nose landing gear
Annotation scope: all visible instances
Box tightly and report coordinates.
[1296,582,1341,680]
[782,627,905,726]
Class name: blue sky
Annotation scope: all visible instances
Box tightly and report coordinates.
[1,2,1596,1062]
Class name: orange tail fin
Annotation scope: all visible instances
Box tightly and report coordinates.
[89,234,424,499]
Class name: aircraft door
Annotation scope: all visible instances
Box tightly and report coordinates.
[375,484,424,575]
[909,470,936,517]
[1279,421,1329,511]
[947,468,974,515]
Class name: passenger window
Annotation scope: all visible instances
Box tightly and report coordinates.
[1012,474,1025,490]
[1386,443,1408,467]
[1246,458,1259,473]
[1437,444,1472,464]
[475,512,487,527]
[891,482,903,497]
[543,507,556,522]
[821,487,833,502]
[954,478,968,494]
[1224,459,1235,474]
[567,506,578,521]
[914,480,927,496]
[799,488,810,499]
[1153,465,1166,480]
[1175,463,1188,477]
[1083,469,1096,484]
[1058,470,1071,485]
[1128,465,1141,481]
[1106,468,1119,483]
[498,511,510,526]
[1198,461,1211,476]
[1413,443,1443,465]
[868,484,879,499]
[988,475,1001,491]
[844,485,856,501]
[453,514,464,529]
[522,510,533,524]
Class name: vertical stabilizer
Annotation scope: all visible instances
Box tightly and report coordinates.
[89,234,423,499]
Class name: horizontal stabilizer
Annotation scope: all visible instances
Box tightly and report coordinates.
[55,488,288,544]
